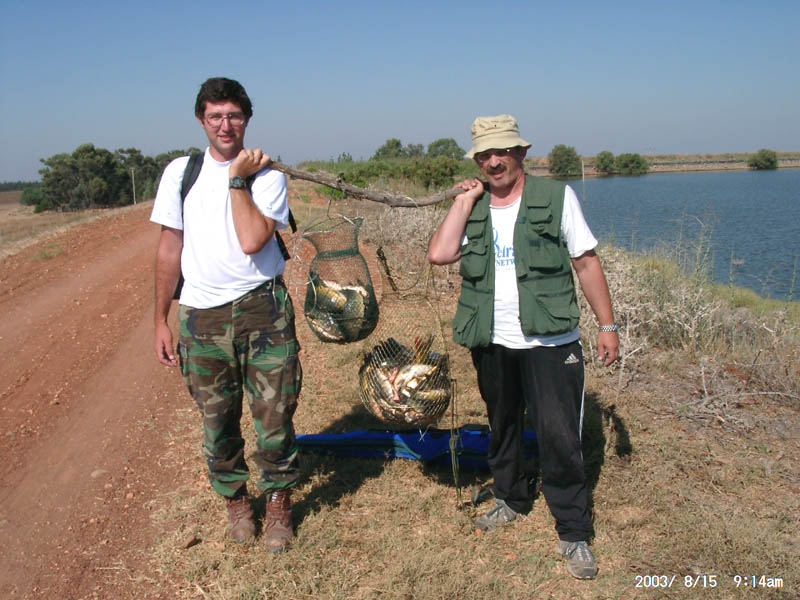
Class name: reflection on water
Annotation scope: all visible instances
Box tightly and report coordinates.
[577,169,800,300]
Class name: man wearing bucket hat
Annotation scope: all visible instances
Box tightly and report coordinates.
[428,115,619,579]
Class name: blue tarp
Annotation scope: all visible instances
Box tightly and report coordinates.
[296,427,537,470]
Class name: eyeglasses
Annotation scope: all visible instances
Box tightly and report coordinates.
[204,112,246,127]
[474,147,517,164]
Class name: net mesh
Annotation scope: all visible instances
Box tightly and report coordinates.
[302,216,379,344]
[355,203,453,428]
[286,199,454,429]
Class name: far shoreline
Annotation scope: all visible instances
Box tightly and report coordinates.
[525,151,800,177]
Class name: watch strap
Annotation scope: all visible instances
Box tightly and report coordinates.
[229,176,247,189]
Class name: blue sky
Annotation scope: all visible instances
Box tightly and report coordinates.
[1,0,798,181]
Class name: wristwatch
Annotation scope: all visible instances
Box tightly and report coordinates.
[598,323,619,333]
[229,176,247,189]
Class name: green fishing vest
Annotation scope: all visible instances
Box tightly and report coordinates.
[452,175,580,348]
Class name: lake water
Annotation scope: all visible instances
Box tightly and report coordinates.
[576,169,800,301]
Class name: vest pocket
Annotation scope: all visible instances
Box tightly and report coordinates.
[524,206,553,234]
[452,294,491,348]
[519,237,563,274]
[459,238,489,281]
[518,278,580,336]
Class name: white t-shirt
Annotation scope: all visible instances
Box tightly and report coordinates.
[490,184,597,349]
[150,148,289,309]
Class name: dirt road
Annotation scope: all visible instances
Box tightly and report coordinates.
[0,202,182,598]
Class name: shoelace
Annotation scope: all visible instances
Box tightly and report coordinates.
[228,499,251,520]
[486,501,516,522]
[564,542,592,561]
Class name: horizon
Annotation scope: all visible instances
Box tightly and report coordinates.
[1,1,798,182]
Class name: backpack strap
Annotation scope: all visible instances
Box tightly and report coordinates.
[180,152,204,204]
[172,153,204,299]
[178,152,294,272]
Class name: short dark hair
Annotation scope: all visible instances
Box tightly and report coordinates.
[194,77,253,120]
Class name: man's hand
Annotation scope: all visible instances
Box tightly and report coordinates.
[230,148,272,178]
[155,322,178,367]
[597,331,620,366]
[453,178,484,206]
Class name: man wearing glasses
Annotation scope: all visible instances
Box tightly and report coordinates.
[151,77,301,553]
[428,115,619,579]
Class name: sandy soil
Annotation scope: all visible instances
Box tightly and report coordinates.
[0,202,182,599]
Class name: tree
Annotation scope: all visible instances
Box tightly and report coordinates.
[28,144,207,212]
[548,144,582,178]
[615,153,649,175]
[747,148,778,170]
[594,151,616,175]
[37,143,128,211]
[371,138,406,161]
[154,148,201,172]
[427,138,466,160]
[116,147,161,204]
[405,143,425,158]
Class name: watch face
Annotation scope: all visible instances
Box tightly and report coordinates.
[229,176,246,189]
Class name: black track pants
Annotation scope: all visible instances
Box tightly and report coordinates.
[471,341,592,542]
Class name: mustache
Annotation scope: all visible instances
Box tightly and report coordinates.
[486,164,505,175]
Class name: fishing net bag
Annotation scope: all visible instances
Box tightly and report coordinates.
[357,227,453,428]
[302,215,379,344]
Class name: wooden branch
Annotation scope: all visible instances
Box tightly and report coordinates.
[268,161,461,208]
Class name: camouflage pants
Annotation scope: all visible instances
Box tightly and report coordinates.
[177,277,302,499]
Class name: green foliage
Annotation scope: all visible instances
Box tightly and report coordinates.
[38,143,127,211]
[335,152,353,163]
[27,144,200,212]
[363,156,471,189]
[548,144,582,178]
[371,138,406,160]
[303,155,478,202]
[20,186,44,208]
[427,138,465,159]
[115,147,162,205]
[406,143,425,158]
[372,137,465,161]
[747,148,778,170]
[615,153,650,175]
[594,150,616,175]
[306,135,478,201]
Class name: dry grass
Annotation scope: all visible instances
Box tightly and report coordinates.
[6,181,794,597]
[139,181,798,599]
[0,190,136,258]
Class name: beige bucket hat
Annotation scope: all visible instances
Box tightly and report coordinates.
[464,114,532,159]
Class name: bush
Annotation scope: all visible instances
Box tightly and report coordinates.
[307,156,478,202]
[19,185,43,207]
[747,148,778,170]
[615,153,649,175]
[594,151,616,175]
[548,144,582,178]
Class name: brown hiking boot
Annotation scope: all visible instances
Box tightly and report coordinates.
[226,496,256,543]
[263,489,293,553]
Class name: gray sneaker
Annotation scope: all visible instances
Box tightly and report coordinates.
[474,499,520,531]
[557,540,598,579]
